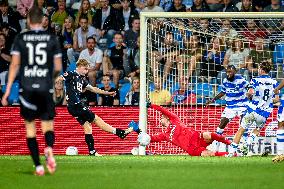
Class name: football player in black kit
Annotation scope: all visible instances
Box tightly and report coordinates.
[1,6,62,176]
[57,59,132,156]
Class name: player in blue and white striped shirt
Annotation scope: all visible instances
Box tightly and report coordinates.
[272,79,284,162]
[206,65,249,151]
[228,61,278,156]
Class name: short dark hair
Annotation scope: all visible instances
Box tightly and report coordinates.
[226,65,237,71]
[0,0,8,7]
[86,36,96,43]
[28,6,43,24]
[259,61,272,73]
[79,15,88,22]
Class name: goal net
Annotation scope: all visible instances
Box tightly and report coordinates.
[139,12,284,155]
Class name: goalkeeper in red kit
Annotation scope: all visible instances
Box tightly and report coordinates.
[145,104,234,156]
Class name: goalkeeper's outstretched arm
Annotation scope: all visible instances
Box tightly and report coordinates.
[150,104,180,121]
[150,133,167,143]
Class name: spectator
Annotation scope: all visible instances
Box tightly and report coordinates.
[171,77,196,105]
[61,16,74,71]
[74,0,94,28]
[51,0,70,29]
[135,0,159,12]
[205,0,223,11]
[216,19,238,46]
[247,37,273,78]
[37,0,47,14]
[42,14,53,34]
[124,17,140,49]
[201,37,226,83]
[198,18,213,46]
[178,34,203,80]
[142,0,164,12]
[263,0,284,12]
[220,38,251,82]
[168,0,187,12]
[0,22,17,50]
[236,0,255,12]
[154,32,180,84]
[98,75,119,106]
[0,0,21,33]
[183,0,193,11]
[103,33,127,88]
[67,15,98,64]
[17,0,34,16]
[93,0,124,46]
[79,36,103,86]
[124,77,140,105]
[159,0,173,12]
[53,77,67,106]
[120,0,139,32]
[219,0,239,12]
[127,37,140,80]
[190,0,210,12]
[149,77,172,105]
[0,33,11,89]
[241,19,267,49]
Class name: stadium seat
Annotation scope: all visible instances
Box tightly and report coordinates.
[67,61,76,72]
[273,43,284,64]
[2,81,20,105]
[194,83,214,97]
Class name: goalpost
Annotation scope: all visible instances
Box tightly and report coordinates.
[139,12,284,155]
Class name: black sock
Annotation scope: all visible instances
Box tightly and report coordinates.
[45,131,55,148]
[85,134,94,153]
[27,138,40,166]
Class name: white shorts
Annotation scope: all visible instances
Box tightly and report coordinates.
[221,107,246,120]
[278,105,284,122]
[240,111,267,130]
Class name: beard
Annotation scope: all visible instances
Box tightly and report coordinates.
[227,75,235,82]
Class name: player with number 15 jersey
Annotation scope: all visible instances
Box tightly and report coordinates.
[11,31,62,92]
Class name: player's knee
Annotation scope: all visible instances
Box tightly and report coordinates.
[83,122,92,134]
[201,150,214,157]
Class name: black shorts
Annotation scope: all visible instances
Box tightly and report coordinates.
[19,90,55,121]
[67,103,95,125]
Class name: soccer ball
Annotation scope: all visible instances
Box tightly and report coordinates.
[66,146,78,155]
[137,132,151,146]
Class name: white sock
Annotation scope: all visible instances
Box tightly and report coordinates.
[229,142,238,154]
[247,133,257,145]
[277,130,284,155]
[242,129,249,144]
[112,129,116,134]
[216,128,224,135]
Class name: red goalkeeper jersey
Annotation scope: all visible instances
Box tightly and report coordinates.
[150,104,209,156]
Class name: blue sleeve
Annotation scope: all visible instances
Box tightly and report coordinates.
[249,79,257,89]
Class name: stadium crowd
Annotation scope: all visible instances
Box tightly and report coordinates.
[0,0,284,106]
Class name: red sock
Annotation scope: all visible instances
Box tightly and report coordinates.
[214,152,228,156]
[211,133,231,145]
[214,152,239,157]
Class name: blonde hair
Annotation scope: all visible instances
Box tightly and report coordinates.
[62,16,74,36]
[75,0,93,28]
[76,59,90,67]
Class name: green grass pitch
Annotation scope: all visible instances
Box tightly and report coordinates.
[0,155,283,189]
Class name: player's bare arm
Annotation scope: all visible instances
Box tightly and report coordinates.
[206,92,225,106]
[246,88,254,100]
[274,80,284,94]
[86,85,116,96]
[1,54,21,106]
